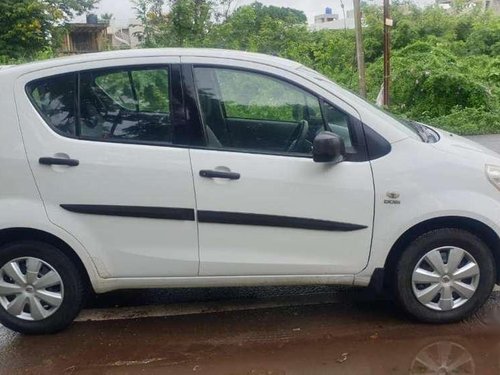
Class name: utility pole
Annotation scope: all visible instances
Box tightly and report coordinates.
[383,0,392,106]
[353,0,366,98]
[340,0,347,32]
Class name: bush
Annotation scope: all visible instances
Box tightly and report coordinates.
[427,107,500,135]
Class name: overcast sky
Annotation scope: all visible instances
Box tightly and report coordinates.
[84,0,434,25]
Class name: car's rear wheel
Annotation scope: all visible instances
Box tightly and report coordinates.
[394,228,496,323]
[0,241,85,334]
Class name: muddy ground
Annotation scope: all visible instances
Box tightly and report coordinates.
[1,286,500,374]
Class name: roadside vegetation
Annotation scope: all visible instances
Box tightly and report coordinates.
[1,0,499,135]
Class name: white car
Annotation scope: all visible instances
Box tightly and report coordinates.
[0,49,498,334]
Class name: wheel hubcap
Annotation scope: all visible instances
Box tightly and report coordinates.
[0,257,64,321]
[411,246,480,311]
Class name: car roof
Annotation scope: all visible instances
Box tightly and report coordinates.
[0,49,303,77]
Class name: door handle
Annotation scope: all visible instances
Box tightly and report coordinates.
[39,157,79,167]
[200,170,240,180]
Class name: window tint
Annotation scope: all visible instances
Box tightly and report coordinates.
[194,67,326,155]
[28,67,172,144]
[132,70,170,113]
[29,74,77,136]
[95,71,136,111]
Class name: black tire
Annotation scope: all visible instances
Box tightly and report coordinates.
[394,228,496,323]
[0,241,85,334]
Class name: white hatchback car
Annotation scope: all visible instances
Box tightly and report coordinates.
[0,49,499,334]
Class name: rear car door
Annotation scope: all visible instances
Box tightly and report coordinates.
[183,61,375,276]
[15,60,199,278]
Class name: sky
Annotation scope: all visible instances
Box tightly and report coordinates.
[85,0,434,26]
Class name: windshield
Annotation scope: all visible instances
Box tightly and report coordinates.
[297,66,438,143]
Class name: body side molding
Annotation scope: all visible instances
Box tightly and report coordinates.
[197,210,368,232]
[60,205,368,231]
[60,205,195,221]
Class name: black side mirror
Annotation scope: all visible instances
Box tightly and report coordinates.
[313,131,345,163]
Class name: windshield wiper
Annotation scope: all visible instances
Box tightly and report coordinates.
[403,120,429,142]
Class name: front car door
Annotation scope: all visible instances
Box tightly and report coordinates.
[16,58,199,278]
[182,58,375,277]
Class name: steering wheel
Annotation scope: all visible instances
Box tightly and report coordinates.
[287,120,309,153]
[107,108,124,138]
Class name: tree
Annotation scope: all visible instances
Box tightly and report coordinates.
[0,0,100,60]
[44,0,99,21]
[133,0,212,47]
[167,0,213,46]
[100,13,114,25]
[0,0,51,60]
[206,2,308,52]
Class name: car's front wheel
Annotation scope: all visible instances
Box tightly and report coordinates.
[395,228,496,323]
[0,241,85,334]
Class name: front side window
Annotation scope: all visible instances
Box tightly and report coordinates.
[193,67,356,156]
[194,67,328,155]
[28,66,172,144]
[322,102,352,148]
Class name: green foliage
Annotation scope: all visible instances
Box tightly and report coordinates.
[362,6,500,134]
[45,0,100,21]
[95,68,170,113]
[3,0,499,135]
[0,0,51,59]
[130,1,498,134]
[428,107,500,135]
[0,0,99,60]
[215,68,315,122]
[205,2,308,53]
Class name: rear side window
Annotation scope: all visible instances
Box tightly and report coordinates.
[27,66,172,144]
[28,74,77,136]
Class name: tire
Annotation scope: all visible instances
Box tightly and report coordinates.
[394,228,496,323]
[0,241,85,334]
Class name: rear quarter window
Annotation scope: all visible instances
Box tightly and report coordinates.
[27,74,77,136]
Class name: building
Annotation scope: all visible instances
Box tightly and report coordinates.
[107,19,144,50]
[437,0,500,13]
[60,15,109,55]
[483,0,500,12]
[314,7,339,24]
[310,7,355,31]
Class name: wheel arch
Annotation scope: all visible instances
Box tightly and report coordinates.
[0,227,93,293]
[383,216,500,288]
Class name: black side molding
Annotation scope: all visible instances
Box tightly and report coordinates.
[60,205,368,232]
[198,211,367,232]
[60,205,195,221]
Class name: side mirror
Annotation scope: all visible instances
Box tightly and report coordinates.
[313,131,345,163]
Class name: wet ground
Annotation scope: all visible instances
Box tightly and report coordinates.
[1,135,500,374]
[2,287,500,374]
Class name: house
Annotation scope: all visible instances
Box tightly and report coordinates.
[107,19,144,50]
[310,8,356,31]
[60,15,108,55]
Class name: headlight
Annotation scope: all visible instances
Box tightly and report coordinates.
[486,165,500,191]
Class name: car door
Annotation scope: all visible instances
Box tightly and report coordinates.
[15,60,199,278]
[184,63,375,276]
